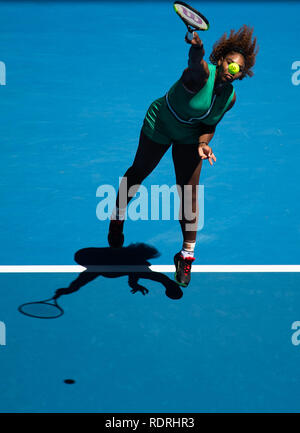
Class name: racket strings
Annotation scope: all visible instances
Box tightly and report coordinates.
[18,300,63,319]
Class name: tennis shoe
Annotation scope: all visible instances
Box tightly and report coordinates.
[174,252,195,287]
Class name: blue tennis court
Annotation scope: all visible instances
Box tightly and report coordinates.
[1,0,300,413]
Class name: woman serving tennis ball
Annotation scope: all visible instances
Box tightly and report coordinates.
[108,24,258,287]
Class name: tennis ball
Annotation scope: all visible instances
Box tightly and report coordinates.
[228,62,240,75]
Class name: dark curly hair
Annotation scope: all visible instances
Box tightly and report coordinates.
[209,25,259,79]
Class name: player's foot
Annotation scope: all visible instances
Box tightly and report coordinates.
[174,252,195,287]
[108,220,124,248]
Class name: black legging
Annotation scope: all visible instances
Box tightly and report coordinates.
[115,130,203,243]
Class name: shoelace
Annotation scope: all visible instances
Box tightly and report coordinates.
[182,256,195,275]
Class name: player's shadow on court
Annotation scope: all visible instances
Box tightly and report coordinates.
[55,243,183,301]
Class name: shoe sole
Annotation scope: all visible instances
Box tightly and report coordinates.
[174,272,188,287]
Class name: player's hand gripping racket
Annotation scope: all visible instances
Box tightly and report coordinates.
[173,1,209,41]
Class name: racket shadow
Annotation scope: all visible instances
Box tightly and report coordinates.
[56,242,183,301]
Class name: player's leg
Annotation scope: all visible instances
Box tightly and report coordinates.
[172,142,203,286]
[108,130,171,247]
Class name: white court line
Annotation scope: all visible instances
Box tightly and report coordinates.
[0,265,300,273]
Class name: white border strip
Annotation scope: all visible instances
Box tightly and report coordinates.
[0,265,299,273]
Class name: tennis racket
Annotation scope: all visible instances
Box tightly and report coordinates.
[18,294,64,319]
[173,1,209,41]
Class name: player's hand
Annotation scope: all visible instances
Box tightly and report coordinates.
[198,144,216,166]
[131,285,149,295]
[185,31,203,47]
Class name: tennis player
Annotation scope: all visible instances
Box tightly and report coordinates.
[108,25,258,287]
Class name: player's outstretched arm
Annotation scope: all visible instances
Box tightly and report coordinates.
[181,31,209,93]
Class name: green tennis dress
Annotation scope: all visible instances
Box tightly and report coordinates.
[142,64,235,145]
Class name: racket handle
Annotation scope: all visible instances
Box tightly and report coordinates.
[186,26,195,41]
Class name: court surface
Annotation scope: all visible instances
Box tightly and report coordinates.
[1,0,300,413]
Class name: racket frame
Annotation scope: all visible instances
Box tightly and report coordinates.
[18,297,64,319]
[173,1,209,40]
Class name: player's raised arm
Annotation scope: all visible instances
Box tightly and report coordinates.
[181,32,209,93]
